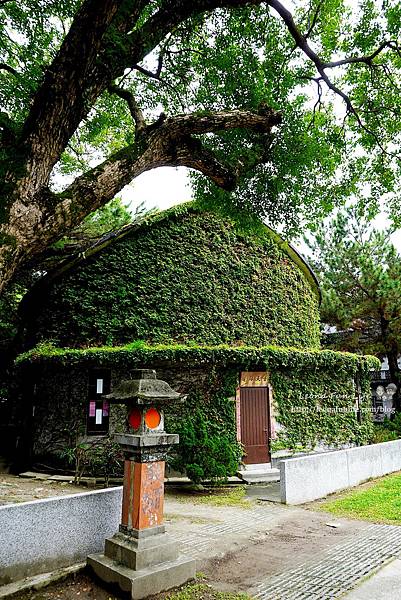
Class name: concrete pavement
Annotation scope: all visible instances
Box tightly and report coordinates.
[343,558,401,599]
[3,479,401,600]
[164,495,401,599]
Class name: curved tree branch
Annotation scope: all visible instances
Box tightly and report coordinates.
[268,0,401,156]
[108,84,146,135]
[52,107,281,232]
[322,41,401,69]
[1,0,400,294]
[0,63,18,76]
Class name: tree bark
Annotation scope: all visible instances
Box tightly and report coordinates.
[0,107,280,293]
[0,0,397,294]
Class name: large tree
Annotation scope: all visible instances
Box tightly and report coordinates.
[307,206,401,387]
[1,0,401,294]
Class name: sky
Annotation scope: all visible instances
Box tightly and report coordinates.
[122,166,401,255]
[121,167,191,213]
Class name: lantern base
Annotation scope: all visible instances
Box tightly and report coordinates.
[119,524,166,538]
[114,433,179,462]
[105,530,179,570]
[87,530,196,599]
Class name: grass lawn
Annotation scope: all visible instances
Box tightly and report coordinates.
[163,582,250,600]
[318,471,401,525]
[166,485,251,508]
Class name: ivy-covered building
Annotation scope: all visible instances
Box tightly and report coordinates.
[15,204,377,479]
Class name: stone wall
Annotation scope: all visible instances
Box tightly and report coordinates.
[0,487,122,585]
[279,439,401,504]
[22,364,211,466]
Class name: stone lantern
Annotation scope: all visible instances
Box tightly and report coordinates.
[87,369,196,599]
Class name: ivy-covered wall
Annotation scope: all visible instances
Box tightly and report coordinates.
[16,343,379,479]
[25,205,321,349]
[270,368,373,451]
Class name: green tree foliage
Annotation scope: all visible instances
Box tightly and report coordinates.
[0,197,137,350]
[67,197,135,241]
[307,206,401,386]
[1,0,401,293]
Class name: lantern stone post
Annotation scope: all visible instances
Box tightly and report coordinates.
[87,369,196,599]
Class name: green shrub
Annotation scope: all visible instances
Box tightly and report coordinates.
[86,437,124,485]
[170,407,242,484]
[383,413,401,436]
[59,436,123,485]
[371,414,401,444]
[371,426,398,444]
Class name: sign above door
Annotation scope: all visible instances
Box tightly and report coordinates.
[240,371,269,387]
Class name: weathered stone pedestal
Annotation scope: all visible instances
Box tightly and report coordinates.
[87,372,196,599]
[88,526,195,598]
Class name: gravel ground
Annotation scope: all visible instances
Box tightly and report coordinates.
[0,474,89,506]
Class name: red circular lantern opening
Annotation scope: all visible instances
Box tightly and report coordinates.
[128,408,142,430]
[145,407,161,429]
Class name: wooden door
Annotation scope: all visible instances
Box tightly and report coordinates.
[240,386,270,464]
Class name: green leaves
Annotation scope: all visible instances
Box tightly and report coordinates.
[307,205,401,367]
[16,341,378,461]
[167,391,242,484]
[1,0,401,279]
[0,0,80,122]
[25,207,321,349]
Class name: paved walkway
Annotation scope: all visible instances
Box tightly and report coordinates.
[164,497,401,600]
[343,558,401,599]
[3,478,401,599]
[252,524,401,600]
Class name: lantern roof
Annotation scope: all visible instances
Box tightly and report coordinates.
[104,369,184,404]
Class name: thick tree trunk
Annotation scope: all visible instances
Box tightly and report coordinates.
[387,347,401,412]
[387,348,400,382]
[0,108,280,293]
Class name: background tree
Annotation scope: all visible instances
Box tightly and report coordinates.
[307,206,401,390]
[1,0,401,296]
[0,196,151,404]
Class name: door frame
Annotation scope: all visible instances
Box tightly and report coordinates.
[236,371,272,464]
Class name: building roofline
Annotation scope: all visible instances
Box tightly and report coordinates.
[19,202,321,319]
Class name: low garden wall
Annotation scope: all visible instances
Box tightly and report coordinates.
[280,439,401,504]
[0,487,122,585]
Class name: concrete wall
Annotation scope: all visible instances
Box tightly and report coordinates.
[280,439,401,505]
[0,487,122,585]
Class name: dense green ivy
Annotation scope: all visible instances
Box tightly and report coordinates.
[17,341,379,457]
[26,206,321,349]
[270,369,374,451]
[165,368,243,483]
[16,340,379,373]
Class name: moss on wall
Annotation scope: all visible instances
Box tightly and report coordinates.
[28,206,320,349]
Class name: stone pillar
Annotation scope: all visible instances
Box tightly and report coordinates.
[88,438,196,599]
[121,460,165,531]
[87,371,196,598]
